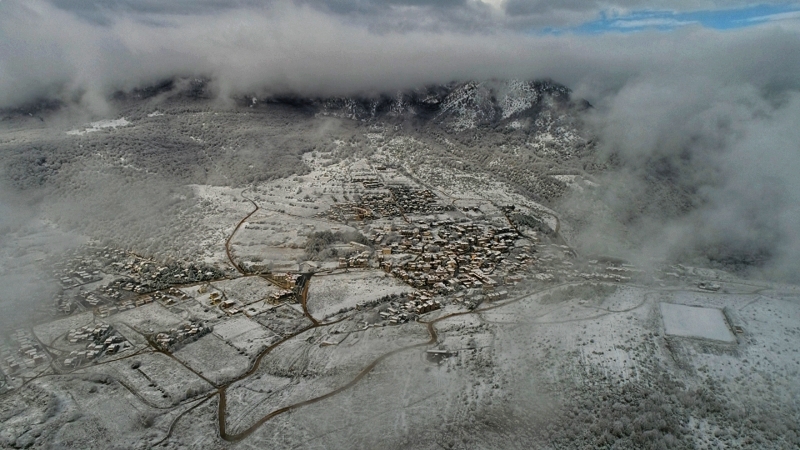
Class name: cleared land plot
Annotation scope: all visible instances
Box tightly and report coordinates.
[307,270,412,319]
[233,210,356,248]
[254,304,311,336]
[222,373,293,430]
[228,328,281,356]
[212,315,279,355]
[109,302,185,334]
[212,277,282,306]
[181,299,225,322]
[660,302,735,342]
[103,351,211,407]
[112,322,149,348]
[33,311,95,346]
[224,324,428,434]
[230,246,303,272]
[213,315,263,339]
[173,333,250,384]
[243,300,275,318]
[230,209,361,270]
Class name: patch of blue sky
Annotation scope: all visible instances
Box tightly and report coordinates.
[547,3,800,34]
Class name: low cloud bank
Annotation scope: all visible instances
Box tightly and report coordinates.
[3,2,799,110]
[576,86,800,281]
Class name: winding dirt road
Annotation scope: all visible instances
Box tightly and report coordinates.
[225,191,259,274]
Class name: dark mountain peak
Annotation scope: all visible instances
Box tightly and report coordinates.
[303,79,573,131]
[228,79,574,131]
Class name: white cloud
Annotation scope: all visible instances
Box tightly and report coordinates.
[609,17,696,28]
[3,0,800,111]
[746,10,800,23]
[478,0,505,9]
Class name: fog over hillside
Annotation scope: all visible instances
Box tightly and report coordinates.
[1,1,800,449]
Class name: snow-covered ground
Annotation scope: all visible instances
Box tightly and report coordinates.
[660,302,736,342]
[66,118,131,135]
[3,94,799,449]
[307,270,412,319]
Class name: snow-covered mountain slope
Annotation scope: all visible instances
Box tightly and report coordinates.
[264,79,592,205]
[280,79,575,132]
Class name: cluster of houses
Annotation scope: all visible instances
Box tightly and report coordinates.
[94,287,190,318]
[265,272,302,290]
[66,324,111,345]
[98,283,124,301]
[379,307,409,324]
[387,186,445,215]
[77,285,138,310]
[322,200,381,222]
[400,292,442,314]
[97,297,148,317]
[338,251,371,269]
[81,292,106,307]
[53,293,74,315]
[268,289,295,304]
[375,220,521,296]
[355,192,401,217]
[3,330,47,372]
[111,277,152,294]
[62,323,129,367]
[102,255,225,295]
[377,293,443,325]
[351,174,384,190]
[153,321,210,351]
[207,292,241,315]
[149,288,190,306]
[320,184,447,223]
[50,246,127,290]
[306,177,545,316]
[114,260,221,283]
[57,269,101,289]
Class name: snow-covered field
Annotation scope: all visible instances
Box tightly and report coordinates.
[66,118,131,135]
[660,302,736,342]
[173,333,250,384]
[307,270,412,319]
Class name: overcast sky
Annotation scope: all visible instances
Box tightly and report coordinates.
[38,0,800,31]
